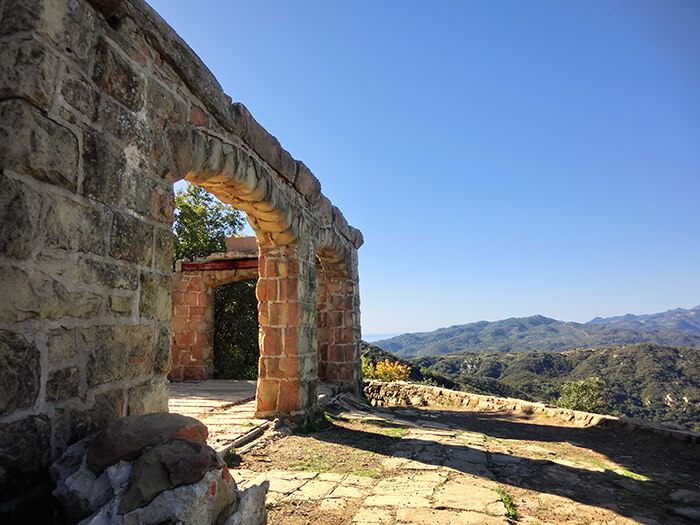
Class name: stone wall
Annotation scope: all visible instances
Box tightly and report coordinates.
[363,381,700,445]
[0,0,363,510]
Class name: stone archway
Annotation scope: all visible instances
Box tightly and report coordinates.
[0,0,363,502]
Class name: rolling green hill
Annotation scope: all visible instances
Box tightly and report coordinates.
[408,343,700,432]
[375,306,700,358]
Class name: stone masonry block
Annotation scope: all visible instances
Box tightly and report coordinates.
[0,99,79,189]
[110,212,153,265]
[81,324,154,387]
[82,126,127,206]
[1,264,102,322]
[47,327,77,364]
[45,194,110,255]
[61,67,97,117]
[277,380,300,413]
[0,0,96,64]
[46,366,80,402]
[73,257,138,290]
[139,272,171,321]
[293,161,321,204]
[0,37,60,111]
[0,172,42,259]
[255,379,279,413]
[92,38,145,112]
[0,330,40,415]
[69,390,125,444]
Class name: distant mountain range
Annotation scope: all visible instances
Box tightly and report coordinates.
[374,306,700,358]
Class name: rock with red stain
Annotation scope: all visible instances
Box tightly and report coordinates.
[86,412,208,474]
[117,438,227,514]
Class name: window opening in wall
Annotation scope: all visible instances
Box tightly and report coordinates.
[213,279,259,379]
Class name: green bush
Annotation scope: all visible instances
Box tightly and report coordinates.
[362,356,411,382]
[557,377,607,413]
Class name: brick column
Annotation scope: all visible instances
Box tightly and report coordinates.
[321,276,360,392]
[255,243,319,422]
[170,271,215,380]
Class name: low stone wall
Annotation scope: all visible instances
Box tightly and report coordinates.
[363,381,699,445]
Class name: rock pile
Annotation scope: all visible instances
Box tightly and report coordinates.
[50,412,267,524]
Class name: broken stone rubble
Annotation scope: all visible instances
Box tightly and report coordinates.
[51,412,267,524]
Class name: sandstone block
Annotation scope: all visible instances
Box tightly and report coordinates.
[153,325,172,375]
[109,295,133,315]
[82,126,127,206]
[0,99,78,189]
[1,264,102,322]
[110,212,153,265]
[45,194,110,254]
[0,330,40,415]
[95,94,153,162]
[86,412,208,474]
[74,257,138,290]
[294,161,321,204]
[47,366,81,402]
[154,227,173,272]
[0,0,96,63]
[0,172,42,259]
[0,37,59,111]
[61,68,97,117]
[92,38,144,112]
[47,327,77,363]
[126,380,169,416]
[81,324,154,387]
[139,272,171,321]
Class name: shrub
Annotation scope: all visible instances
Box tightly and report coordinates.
[362,356,411,382]
[557,377,607,413]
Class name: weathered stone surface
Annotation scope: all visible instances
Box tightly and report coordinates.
[86,412,208,474]
[118,438,226,513]
[227,481,268,525]
[0,99,79,189]
[82,324,154,387]
[69,390,125,443]
[0,415,51,501]
[139,272,171,320]
[294,161,321,204]
[0,330,40,414]
[82,126,127,206]
[109,294,134,315]
[1,265,102,322]
[0,172,42,259]
[110,212,153,265]
[231,103,297,182]
[74,257,137,290]
[61,68,96,116]
[95,94,153,165]
[92,38,144,112]
[0,37,59,111]
[152,324,172,375]
[126,380,169,416]
[46,366,81,402]
[45,194,110,254]
[0,0,96,63]
[47,327,77,363]
[154,227,173,272]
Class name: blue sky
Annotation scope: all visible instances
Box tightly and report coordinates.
[151,0,700,336]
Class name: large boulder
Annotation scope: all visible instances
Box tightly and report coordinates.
[86,412,208,474]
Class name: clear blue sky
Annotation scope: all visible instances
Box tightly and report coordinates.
[150,0,700,336]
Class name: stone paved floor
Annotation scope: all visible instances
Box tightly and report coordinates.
[233,409,513,524]
[168,380,267,453]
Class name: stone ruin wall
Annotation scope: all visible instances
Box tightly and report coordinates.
[0,0,363,504]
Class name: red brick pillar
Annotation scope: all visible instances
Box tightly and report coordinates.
[170,270,215,380]
[322,276,360,391]
[255,243,319,422]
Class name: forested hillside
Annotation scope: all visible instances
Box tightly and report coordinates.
[376,306,700,357]
[410,343,700,432]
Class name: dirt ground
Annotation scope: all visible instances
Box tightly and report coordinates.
[233,404,700,525]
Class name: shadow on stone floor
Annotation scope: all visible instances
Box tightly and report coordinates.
[306,406,700,524]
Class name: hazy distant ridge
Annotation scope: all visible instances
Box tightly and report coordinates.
[376,306,700,357]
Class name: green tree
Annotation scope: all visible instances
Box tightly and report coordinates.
[557,377,607,413]
[214,280,259,379]
[173,183,245,261]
